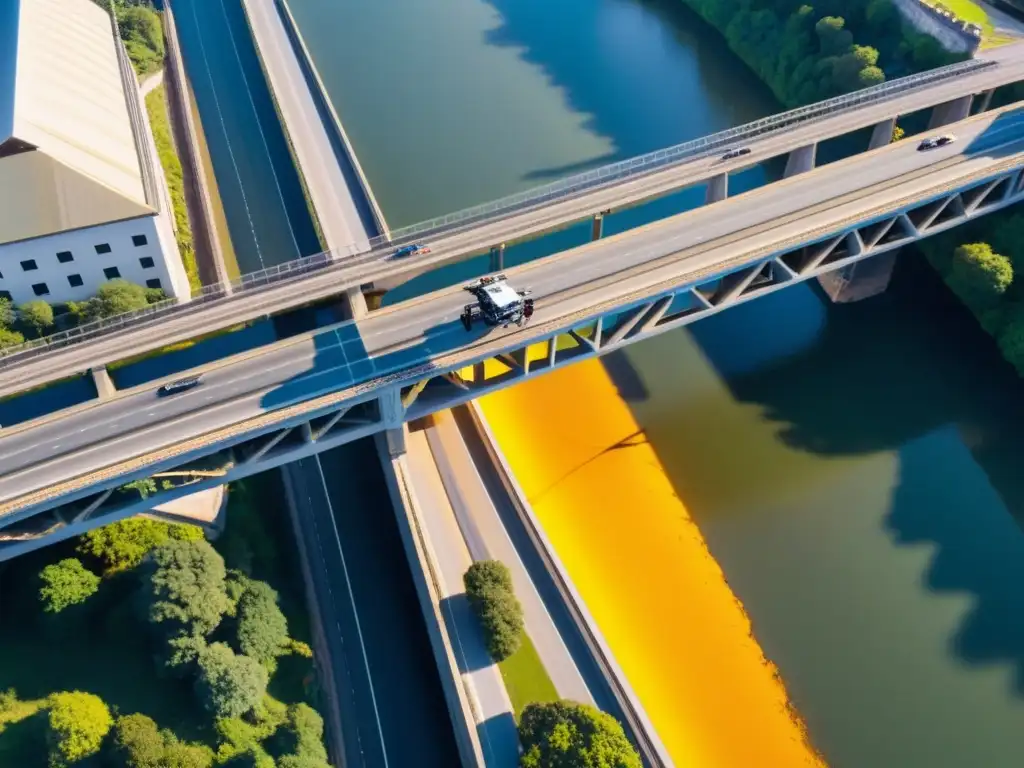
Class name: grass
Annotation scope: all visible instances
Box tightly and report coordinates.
[497,633,559,719]
[0,475,320,764]
[145,85,202,295]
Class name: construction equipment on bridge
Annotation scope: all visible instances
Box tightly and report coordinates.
[460,274,534,330]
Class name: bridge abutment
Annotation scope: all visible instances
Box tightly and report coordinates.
[869,117,897,150]
[817,251,897,303]
[928,94,973,130]
[705,172,728,204]
[784,143,817,178]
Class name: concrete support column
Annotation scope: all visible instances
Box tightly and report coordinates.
[817,251,898,303]
[489,243,505,272]
[591,213,605,241]
[91,366,116,400]
[928,95,973,130]
[341,286,367,320]
[977,88,995,114]
[869,117,897,150]
[378,387,406,457]
[784,143,817,178]
[705,172,728,204]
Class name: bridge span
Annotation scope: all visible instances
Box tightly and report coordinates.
[1,105,1023,557]
[3,47,1024,397]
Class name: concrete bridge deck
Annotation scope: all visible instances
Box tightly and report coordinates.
[3,49,1024,396]
[1,106,1023,533]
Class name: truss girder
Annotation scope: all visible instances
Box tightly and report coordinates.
[3,168,1023,549]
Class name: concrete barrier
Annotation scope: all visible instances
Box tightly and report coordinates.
[374,432,486,768]
[162,0,233,291]
[461,402,672,767]
[273,0,391,240]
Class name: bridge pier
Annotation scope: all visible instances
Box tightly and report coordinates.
[977,88,995,114]
[489,243,505,272]
[379,387,407,457]
[817,251,897,303]
[928,94,973,130]
[784,143,817,178]
[868,117,897,150]
[342,286,367,320]
[591,213,605,241]
[705,172,728,204]
[90,366,116,400]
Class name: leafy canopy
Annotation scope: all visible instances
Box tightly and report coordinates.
[47,691,113,767]
[195,643,268,719]
[519,700,642,768]
[39,558,100,614]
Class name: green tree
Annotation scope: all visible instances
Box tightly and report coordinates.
[278,756,329,768]
[39,558,100,614]
[69,280,151,324]
[195,643,268,718]
[0,327,25,349]
[270,704,328,765]
[107,713,165,768]
[0,297,14,328]
[18,300,54,338]
[816,16,853,55]
[140,539,232,638]
[47,691,113,767]
[160,735,214,768]
[79,517,204,573]
[948,242,1014,313]
[463,560,524,662]
[519,701,641,768]
[235,581,289,666]
[165,632,208,676]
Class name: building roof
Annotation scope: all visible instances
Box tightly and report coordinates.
[0,0,153,246]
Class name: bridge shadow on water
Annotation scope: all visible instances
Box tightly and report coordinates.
[660,251,1024,694]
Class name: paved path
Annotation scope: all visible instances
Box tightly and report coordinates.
[140,68,164,97]
[405,427,519,768]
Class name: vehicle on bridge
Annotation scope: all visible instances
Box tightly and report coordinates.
[392,243,431,258]
[158,376,203,396]
[918,134,956,151]
[460,274,534,330]
[721,147,751,160]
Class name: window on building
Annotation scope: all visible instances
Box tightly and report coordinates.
[0,291,10,302]
[68,274,84,288]
[56,251,74,263]
[95,243,112,255]
[139,256,155,269]
[20,259,37,271]
[132,234,148,247]
[32,283,49,297]
[146,278,162,290]
[103,267,121,280]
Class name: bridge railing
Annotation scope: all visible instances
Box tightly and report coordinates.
[0,55,998,368]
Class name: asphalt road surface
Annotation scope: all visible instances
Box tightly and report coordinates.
[3,106,1024,514]
[3,48,1024,393]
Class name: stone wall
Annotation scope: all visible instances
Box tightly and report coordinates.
[892,0,983,54]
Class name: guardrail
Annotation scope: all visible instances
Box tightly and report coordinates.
[0,54,998,369]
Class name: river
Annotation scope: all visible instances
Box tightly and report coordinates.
[282,0,1024,765]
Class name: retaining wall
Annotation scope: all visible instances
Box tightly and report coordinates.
[892,0,983,54]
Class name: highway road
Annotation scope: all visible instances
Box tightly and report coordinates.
[3,50,1024,394]
[2,106,1024,515]
[243,0,380,251]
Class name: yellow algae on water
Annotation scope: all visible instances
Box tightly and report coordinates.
[480,358,825,768]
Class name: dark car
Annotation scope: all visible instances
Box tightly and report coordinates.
[918,134,956,151]
[158,376,203,396]
[392,243,431,258]
[722,147,752,160]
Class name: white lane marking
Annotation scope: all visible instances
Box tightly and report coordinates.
[312,455,390,767]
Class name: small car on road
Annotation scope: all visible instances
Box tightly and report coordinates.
[917,135,956,151]
[392,243,431,258]
[158,376,203,396]
[721,147,752,160]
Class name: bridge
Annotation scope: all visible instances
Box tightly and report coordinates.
[1,102,1023,558]
[3,42,1024,397]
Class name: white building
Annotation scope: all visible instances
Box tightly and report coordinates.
[0,0,190,307]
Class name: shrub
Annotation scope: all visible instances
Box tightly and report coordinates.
[948,243,1013,314]
[69,280,151,324]
[140,539,231,638]
[236,581,289,666]
[0,297,14,328]
[0,327,25,349]
[519,700,641,768]
[19,300,54,338]
[107,713,214,768]
[39,558,100,614]
[47,691,112,767]
[79,517,204,573]
[463,560,523,662]
[271,703,328,764]
[195,643,268,718]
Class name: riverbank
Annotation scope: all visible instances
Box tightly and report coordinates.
[479,361,825,767]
